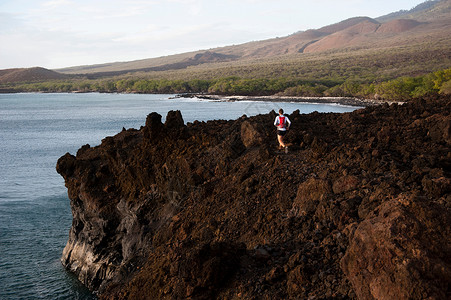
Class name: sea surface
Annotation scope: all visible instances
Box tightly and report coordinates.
[0,93,361,299]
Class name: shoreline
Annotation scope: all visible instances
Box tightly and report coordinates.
[175,93,403,107]
[0,90,403,107]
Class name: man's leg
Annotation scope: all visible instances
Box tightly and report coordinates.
[278,134,286,148]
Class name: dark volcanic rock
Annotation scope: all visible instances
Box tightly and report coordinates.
[342,196,451,300]
[56,95,451,299]
[290,178,332,217]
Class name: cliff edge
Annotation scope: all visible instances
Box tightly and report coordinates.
[56,96,451,299]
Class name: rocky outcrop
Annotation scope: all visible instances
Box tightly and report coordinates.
[57,96,451,299]
[341,196,450,300]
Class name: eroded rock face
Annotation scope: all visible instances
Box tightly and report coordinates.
[241,120,265,148]
[341,197,451,300]
[56,96,450,299]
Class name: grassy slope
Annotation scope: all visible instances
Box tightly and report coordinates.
[117,41,451,83]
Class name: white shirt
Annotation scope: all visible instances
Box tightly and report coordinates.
[274,114,291,131]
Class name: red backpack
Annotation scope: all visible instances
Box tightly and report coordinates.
[278,116,286,129]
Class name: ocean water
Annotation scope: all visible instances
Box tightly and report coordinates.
[0,93,360,299]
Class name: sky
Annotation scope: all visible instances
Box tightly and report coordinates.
[0,0,427,70]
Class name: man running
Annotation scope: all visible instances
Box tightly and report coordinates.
[274,108,291,152]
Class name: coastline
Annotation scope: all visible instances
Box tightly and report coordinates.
[175,93,403,107]
[0,90,403,107]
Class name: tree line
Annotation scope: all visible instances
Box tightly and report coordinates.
[4,68,451,101]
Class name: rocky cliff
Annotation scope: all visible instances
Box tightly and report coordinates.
[56,96,451,299]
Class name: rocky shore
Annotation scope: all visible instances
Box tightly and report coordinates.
[56,95,450,299]
[174,94,403,107]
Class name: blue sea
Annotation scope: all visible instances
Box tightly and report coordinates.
[0,93,360,299]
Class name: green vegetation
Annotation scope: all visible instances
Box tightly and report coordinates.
[372,68,451,100]
[2,67,450,101]
[2,39,450,101]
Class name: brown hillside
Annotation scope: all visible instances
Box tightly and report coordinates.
[316,16,379,34]
[81,51,239,79]
[303,20,380,53]
[0,67,69,83]
[302,16,448,54]
[377,19,422,33]
[237,30,327,58]
[255,18,381,56]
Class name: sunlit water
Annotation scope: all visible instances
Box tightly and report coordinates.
[0,93,360,299]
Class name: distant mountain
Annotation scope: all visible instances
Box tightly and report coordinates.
[0,67,69,83]
[52,0,450,78]
[302,18,426,53]
[0,0,442,83]
[57,16,390,75]
[302,19,381,53]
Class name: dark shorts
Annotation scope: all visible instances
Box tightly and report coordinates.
[277,130,287,137]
